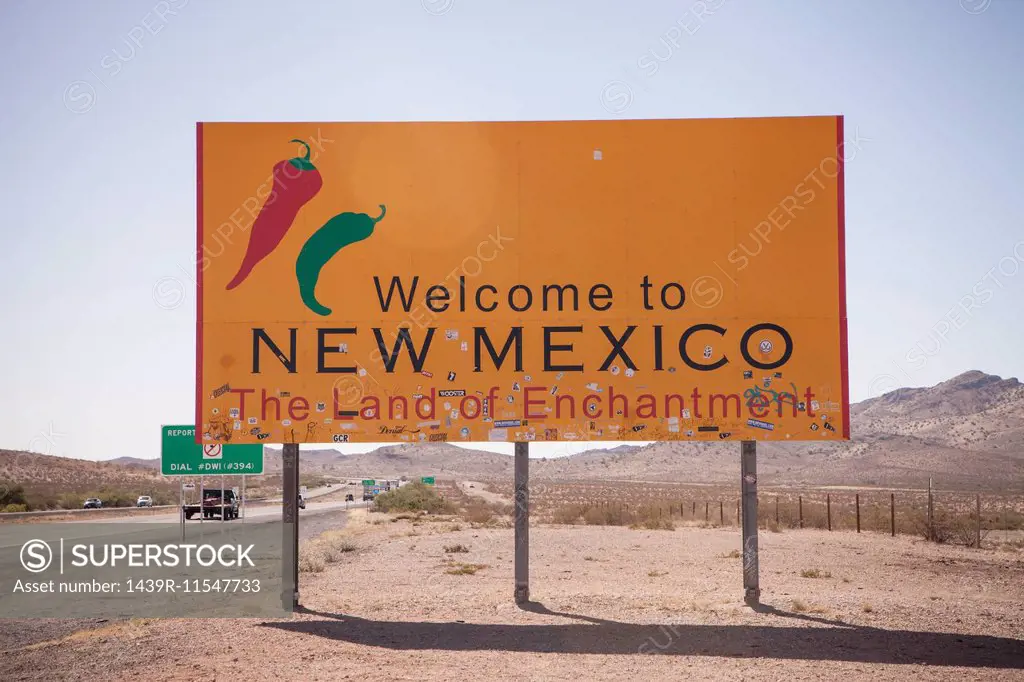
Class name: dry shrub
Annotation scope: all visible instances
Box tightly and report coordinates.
[630,518,674,531]
[446,563,487,575]
[300,531,356,571]
[299,546,326,573]
[444,544,469,554]
[800,568,831,579]
[552,505,585,525]
[320,533,357,562]
[375,482,452,514]
[911,509,989,547]
[461,500,495,524]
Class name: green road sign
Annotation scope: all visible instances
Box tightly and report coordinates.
[362,479,374,486]
[161,425,264,476]
[421,476,435,485]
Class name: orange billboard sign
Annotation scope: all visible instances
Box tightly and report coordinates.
[196,116,848,445]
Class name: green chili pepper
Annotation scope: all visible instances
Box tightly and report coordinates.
[295,204,387,316]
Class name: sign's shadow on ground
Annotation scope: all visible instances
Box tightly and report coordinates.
[264,603,1024,668]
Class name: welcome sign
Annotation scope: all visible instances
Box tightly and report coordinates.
[195,117,848,444]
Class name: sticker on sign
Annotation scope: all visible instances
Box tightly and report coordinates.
[203,444,223,460]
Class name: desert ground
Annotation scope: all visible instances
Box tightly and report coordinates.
[3,502,1022,682]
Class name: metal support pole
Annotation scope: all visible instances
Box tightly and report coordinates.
[741,441,760,605]
[179,482,185,542]
[282,443,300,610]
[514,441,529,604]
[827,494,832,531]
[855,494,861,533]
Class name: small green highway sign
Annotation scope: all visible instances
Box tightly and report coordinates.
[362,479,375,486]
[161,425,264,476]
[421,476,435,485]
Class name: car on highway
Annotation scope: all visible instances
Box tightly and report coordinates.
[345,494,354,501]
[298,493,306,510]
[136,495,153,507]
[183,488,239,520]
[83,498,102,509]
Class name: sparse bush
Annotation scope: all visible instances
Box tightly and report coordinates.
[800,569,831,579]
[53,493,79,508]
[551,505,584,525]
[374,482,451,514]
[862,603,873,613]
[0,483,27,508]
[444,544,469,554]
[912,509,989,547]
[2,503,28,513]
[721,549,741,559]
[446,563,487,575]
[461,500,495,524]
[320,534,357,562]
[631,518,674,531]
[298,546,326,573]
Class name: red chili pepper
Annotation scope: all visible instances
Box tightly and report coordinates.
[225,139,323,290]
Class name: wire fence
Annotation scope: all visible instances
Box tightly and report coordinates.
[525,483,1024,548]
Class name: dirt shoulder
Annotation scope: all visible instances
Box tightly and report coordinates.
[2,514,1022,681]
[457,480,512,506]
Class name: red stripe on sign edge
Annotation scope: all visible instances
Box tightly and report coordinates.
[836,115,850,439]
[195,122,204,444]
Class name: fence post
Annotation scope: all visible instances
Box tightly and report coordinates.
[736,499,740,525]
[719,500,724,525]
[976,493,981,549]
[827,494,831,531]
[856,494,861,534]
[775,496,779,526]
[890,493,895,537]
[927,478,934,542]
[693,501,696,516]
[705,501,709,522]
[798,496,803,529]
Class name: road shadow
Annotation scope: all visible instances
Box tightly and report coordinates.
[275,604,1024,668]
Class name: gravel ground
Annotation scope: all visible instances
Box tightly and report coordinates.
[2,511,1022,681]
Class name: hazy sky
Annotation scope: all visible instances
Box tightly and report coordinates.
[1,0,1022,462]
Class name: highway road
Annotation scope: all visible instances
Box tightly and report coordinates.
[76,497,369,525]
